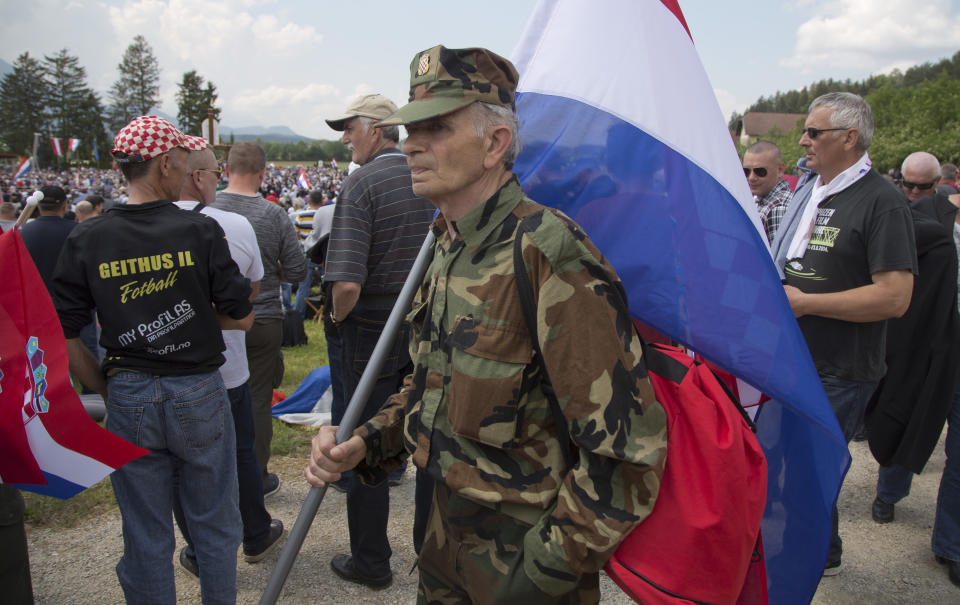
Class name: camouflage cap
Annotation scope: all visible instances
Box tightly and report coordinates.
[325,94,399,131]
[376,45,519,127]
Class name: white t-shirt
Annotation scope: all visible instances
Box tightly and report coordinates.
[175,200,264,388]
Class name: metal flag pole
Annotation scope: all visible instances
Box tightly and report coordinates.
[258,228,436,605]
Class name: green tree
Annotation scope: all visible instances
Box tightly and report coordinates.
[44,49,91,138]
[176,70,221,136]
[42,49,107,166]
[109,35,161,129]
[0,52,49,155]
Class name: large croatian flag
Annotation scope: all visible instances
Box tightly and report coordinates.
[0,229,147,499]
[512,1,849,603]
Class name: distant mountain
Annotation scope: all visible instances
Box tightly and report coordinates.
[0,58,14,79]
[219,124,314,143]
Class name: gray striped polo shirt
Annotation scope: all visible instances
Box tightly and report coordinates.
[324,148,435,294]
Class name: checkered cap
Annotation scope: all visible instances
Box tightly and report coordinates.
[111,115,208,163]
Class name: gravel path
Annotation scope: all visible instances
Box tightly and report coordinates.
[26,431,957,604]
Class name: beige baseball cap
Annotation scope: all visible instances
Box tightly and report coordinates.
[325,94,399,131]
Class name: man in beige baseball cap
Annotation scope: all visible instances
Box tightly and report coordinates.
[319,94,434,589]
[325,94,398,167]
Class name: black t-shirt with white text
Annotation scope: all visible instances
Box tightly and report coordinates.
[54,200,252,376]
[783,170,917,382]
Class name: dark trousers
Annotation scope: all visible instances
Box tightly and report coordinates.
[174,383,272,553]
[333,301,412,577]
[77,311,100,395]
[246,317,284,482]
[0,486,32,604]
[821,375,878,566]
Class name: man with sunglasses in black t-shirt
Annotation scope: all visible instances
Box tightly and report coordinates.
[770,92,918,577]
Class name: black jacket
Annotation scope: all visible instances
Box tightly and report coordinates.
[867,204,960,472]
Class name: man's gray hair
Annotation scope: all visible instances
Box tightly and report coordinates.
[941,163,957,180]
[357,116,399,143]
[809,92,874,153]
[472,102,521,169]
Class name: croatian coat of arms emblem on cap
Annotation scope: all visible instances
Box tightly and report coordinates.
[417,54,430,76]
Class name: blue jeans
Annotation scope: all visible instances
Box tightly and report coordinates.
[294,261,317,317]
[333,299,412,577]
[280,282,294,312]
[174,382,271,554]
[820,375,878,566]
[876,463,914,504]
[107,370,241,605]
[933,387,960,562]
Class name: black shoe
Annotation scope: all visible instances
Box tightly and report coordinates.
[263,473,281,499]
[822,560,842,577]
[179,548,199,580]
[936,555,960,588]
[330,554,392,589]
[872,496,894,524]
[243,519,284,563]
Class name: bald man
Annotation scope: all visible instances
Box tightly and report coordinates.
[74,200,96,222]
[900,151,941,204]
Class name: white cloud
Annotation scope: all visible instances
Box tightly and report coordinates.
[96,0,329,135]
[713,88,746,123]
[233,83,340,111]
[876,59,919,75]
[783,0,960,71]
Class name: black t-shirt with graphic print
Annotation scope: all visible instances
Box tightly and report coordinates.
[54,200,252,376]
[783,170,917,382]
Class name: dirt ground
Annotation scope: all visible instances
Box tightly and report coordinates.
[25,430,958,604]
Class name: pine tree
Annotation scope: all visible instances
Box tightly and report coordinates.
[0,52,49,155]
[42,49,107,164]
[109,35,161,129]
[176,70,221,136]
[44,49,91,138]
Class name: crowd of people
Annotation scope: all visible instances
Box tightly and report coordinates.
[2,42,959,605]
[0,161,346,218]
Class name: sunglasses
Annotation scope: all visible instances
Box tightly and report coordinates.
[900,179,937,191]
[743,167,768,178]
[801,127,848,139]
[196,168,223,178]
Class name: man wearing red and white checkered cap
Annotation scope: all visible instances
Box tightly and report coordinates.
[54,115,255,604]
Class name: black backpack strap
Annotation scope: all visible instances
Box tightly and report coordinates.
[703,364,758,433]
[513,212,576,469]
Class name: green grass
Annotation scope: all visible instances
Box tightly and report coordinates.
[273,319,329,456]
[23,320,331,528]
[23,479,117,528]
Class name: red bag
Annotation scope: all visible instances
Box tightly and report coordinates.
[603,343,768,605]
[513,216,767,604]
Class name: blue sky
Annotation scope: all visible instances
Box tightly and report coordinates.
[2,0,958,139]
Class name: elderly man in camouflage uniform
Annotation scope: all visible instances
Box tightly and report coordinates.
[306,46,668,604]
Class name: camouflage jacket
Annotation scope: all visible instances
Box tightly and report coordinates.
[354,176,668,595]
